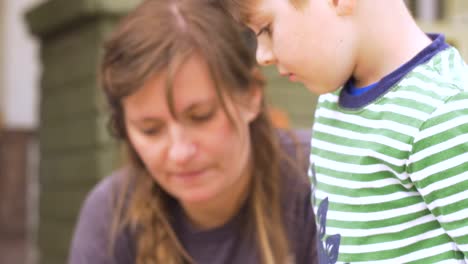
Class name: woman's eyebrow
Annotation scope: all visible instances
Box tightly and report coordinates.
[182,99,215,113]
[129,117,162,125]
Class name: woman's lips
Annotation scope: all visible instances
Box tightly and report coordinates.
[171,169,207,182]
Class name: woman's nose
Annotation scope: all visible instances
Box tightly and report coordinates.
[167,126,197,164]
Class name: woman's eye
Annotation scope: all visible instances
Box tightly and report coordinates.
[140,126,162,136]
[190,111,214,123]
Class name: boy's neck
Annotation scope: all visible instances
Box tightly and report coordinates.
[352,1,432,87]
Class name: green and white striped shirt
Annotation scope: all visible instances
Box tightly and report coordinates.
[311,35,468,263]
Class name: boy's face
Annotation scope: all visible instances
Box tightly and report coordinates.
[247,0,357,94]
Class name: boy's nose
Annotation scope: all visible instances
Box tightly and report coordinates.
[256,42,276,66]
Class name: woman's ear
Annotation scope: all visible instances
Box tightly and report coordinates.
[240,83,263,123]
[239,68,264,123]
[329,0,356,16]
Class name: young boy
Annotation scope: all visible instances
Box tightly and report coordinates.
[220,0,468,263]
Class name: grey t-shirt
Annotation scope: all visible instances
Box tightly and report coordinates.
[69,130,317,264]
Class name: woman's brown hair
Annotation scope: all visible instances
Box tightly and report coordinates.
[101,0,289,263]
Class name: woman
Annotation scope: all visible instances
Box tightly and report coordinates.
[68,0,317,263]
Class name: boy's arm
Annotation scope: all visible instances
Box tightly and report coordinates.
[408,91,468,259]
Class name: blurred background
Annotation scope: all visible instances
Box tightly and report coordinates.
[0,0,467,263]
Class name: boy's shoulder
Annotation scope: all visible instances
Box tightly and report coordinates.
[366,45,468,119]
[392,45,468,121]
[403,46,468,96]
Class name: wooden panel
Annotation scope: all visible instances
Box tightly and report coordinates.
[0,130,35,264]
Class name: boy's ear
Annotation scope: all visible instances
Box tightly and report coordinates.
[329,0,356,16]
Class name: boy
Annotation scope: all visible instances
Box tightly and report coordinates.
[220,0,468,263]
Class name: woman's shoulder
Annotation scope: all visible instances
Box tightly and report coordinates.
[73,167,131,236]
[83,168,129,208]
[69,168,134,264]
[277,128,311,154]
[276,128,313,223]
[276,129,317,263]
[277,128,311,190]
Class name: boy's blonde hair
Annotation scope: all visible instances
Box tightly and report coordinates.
[220,0,308,24]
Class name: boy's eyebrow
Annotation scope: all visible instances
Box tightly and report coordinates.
[248,15,264,25]
[247,12,271,30]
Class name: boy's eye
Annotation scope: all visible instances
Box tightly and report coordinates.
[257,24,272,36]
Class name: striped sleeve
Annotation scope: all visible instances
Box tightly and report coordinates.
[408,90,468,260]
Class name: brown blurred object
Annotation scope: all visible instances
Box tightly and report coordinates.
[0,129,35,264]
[269,107,290,129]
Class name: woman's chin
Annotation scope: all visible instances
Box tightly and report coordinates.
[176,188,218,205]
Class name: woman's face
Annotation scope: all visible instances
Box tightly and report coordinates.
[123,54,261,211]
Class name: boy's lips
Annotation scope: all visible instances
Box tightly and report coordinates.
[280,72,298,82]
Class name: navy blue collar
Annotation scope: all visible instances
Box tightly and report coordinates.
[345,79,378,96]
[339,34,449,110]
